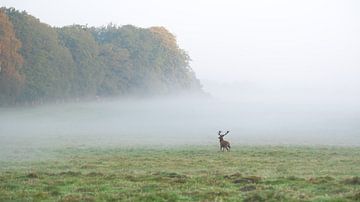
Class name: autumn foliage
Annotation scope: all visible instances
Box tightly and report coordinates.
[0,8,202,106]
[0,9,24,104]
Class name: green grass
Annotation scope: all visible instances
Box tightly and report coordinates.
[0,146,359,201]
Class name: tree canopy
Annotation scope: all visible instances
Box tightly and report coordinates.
[0,8,202,106]
[0,9,24,105]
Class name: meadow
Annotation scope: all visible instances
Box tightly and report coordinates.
[1,146,359,201]
[1,99,360,201]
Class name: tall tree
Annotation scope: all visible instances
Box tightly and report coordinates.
[97,43,132,96]
[0,9,24,105]
[58,25,104,97]
[4,8,75,103]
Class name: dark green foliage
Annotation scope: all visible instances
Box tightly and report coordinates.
[57,25,103,97]
[0,8,203,106]
[3,8,76,104]
[91,24,202,95]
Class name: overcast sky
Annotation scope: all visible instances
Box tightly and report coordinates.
[2,0,360,93]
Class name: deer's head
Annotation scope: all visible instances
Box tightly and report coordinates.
[218,130,229,141]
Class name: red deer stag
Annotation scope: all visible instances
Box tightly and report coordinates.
[218,130,231,151]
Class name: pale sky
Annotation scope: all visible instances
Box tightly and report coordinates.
[2,0,360,93]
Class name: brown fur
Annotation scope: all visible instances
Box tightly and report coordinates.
[218,130,231,151]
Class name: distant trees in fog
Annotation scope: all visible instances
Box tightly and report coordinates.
[0,8,202,106]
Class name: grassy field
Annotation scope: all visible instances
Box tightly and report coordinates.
[0,146,359,201]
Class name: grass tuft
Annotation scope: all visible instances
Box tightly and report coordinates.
[58,171,81,176]
[233,176,262,184]
[307,176,334,184]
[240,185,257,192]
[26,172,39,178]
[343,176,360,185]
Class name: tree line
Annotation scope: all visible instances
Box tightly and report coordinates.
[0,8,202,106]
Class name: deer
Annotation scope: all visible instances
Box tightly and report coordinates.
[218,130,231,151]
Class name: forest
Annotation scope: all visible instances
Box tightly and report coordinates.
[0,8,202,106]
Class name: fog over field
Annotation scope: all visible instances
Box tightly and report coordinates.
[1,85,360,161]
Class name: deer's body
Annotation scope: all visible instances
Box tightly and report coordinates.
[218,131,231,151]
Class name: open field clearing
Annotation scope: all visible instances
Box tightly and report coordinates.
[1,146,359,201]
